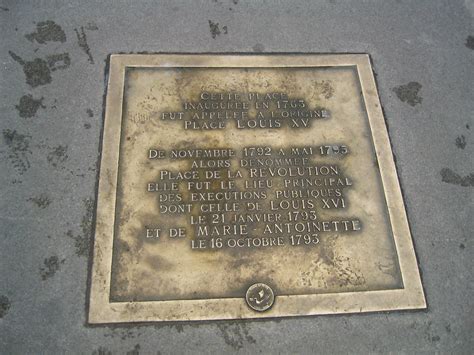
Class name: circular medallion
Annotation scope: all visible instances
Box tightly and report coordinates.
[245,283,275,312]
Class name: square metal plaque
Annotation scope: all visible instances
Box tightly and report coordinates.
[89,54,426,323]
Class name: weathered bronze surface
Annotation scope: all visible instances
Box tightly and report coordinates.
[88,54,426,323]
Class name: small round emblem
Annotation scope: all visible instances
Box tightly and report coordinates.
[245,283,275,312]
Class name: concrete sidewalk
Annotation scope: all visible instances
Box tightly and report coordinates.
[0,0,472,353]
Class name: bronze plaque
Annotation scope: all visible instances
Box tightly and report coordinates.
[88,54,426,323]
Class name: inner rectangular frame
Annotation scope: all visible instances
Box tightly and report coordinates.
[88,54,426,324]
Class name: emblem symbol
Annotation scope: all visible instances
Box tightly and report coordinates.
[245,283,275,312]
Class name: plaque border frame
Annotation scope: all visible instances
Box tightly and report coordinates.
[88,54,426,324]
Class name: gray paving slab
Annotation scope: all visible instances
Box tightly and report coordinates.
[0,0,473,353]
